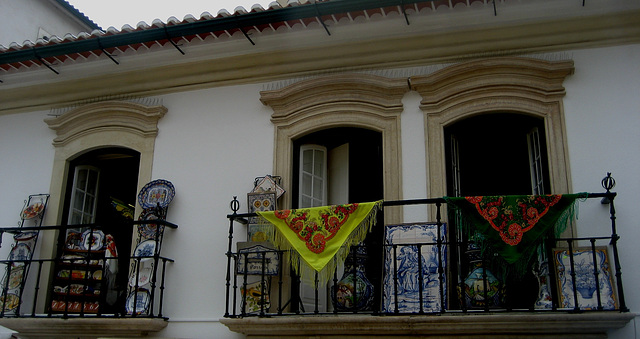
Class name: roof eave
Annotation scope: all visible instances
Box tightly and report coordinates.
[50,0,102,31]
[0,0,424,67]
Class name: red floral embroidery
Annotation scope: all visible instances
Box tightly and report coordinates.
[275,203,359,254]
[465,195,562,246]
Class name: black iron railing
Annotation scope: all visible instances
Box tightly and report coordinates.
[0,219,176,318]
[224,178,627,317]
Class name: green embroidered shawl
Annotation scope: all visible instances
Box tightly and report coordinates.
[445,194,587,269]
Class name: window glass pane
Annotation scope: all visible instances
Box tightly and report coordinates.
[313,177,323,201]
[311,198,322,208]
[73,190,85,212]
[70,211,82,225]
[313,150,324,177]
[302,150,313,173]
[87,170,98,195]
[84,196,95,214]
[77,169,87,191]
[301,196,311,208]
[302,173,312,195]
[299,145,328,208]
[68,166,100,225]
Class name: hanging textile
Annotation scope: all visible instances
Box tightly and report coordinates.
[257,200,382,285]
[445,194,587,270]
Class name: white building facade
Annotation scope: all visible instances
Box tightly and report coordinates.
[0,0,638,338]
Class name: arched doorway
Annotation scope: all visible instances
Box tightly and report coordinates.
[292,127,384,312]
[52,147,140,314]
[444,113,551,309]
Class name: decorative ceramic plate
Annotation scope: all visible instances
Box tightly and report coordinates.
[134,240,157,260]
[21,202,44,220]
[129,262,153,287]
[61,254,85,264]
[126,289,151,315]
[9,243,31,266]
[4,266,24,290]
[93,270,103,281]
[53,285,68,294]
[138,179,175,209]
[81,229,104,251]
[71,270,86,280]
[0,293,20,311]
[14,231,38,242]
[137,208,164,240]
[70,284,84,295]
[252,175,285,199]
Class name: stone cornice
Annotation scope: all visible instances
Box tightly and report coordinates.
[0,10,638,115]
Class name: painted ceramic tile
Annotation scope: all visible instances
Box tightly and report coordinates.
[251,175,285,199]
[554,247,617,310]
[236,242,280,276]
[247,224,272,242]
[383,223,447,313]
[247,192,276,224]
[241,279,270,314]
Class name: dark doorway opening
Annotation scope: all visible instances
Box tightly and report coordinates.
[53,147,140,314]
[445,113,550,310]
[292,127,384,312]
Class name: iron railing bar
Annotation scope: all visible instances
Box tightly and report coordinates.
[567,240,580,311]
[590,239,603,311]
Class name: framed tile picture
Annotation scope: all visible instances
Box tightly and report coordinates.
[247,192,276,224]
[247,223,271,242]
[251,175,285,199]
[382,222,447,313]
[240,279,271,314]
[236,242,280,276]
[553,247,617,310]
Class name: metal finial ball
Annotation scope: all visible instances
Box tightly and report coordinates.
[601,173,616,191]
[230,196,240,213]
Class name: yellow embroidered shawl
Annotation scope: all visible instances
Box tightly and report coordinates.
[257,200,382,285]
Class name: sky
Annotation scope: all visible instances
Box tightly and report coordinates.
[69,0,275,29]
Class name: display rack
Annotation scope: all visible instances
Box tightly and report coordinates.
[50,228,107,314]
[0,194,49,315]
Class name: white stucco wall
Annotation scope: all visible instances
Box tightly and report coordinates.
[0,43,638,338]
[0,110,56,258]
[150,84,273,338]
[563,44,640,339]
[0,0,93,47]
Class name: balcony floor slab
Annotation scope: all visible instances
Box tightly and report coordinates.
[221,312,635,338]
[0,317,168,338]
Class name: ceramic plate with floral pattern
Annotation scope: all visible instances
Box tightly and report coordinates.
[138,179,175,209]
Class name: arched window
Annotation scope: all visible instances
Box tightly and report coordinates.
[261,74,408,312]
[412,57,574,230]
[261,73,409,224]
[39,101,166,315]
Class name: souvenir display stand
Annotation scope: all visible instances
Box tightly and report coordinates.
[1,194,49,315]
[126,179,175,316]
[242,175,284,314]
[50,228,108,314]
